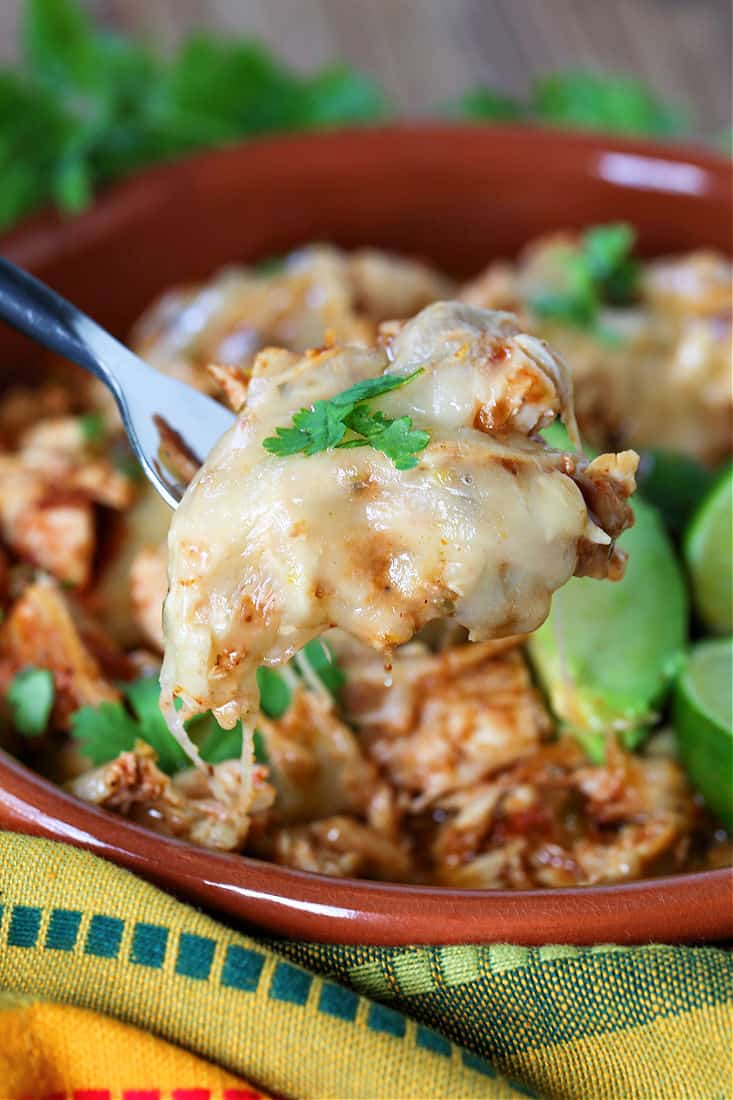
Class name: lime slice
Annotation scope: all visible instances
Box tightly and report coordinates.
[674,637,733,830]
[684,464,733,633]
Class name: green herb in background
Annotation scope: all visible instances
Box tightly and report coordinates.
[0,0,389,232]
[300,638,346,697]
[78,410,105,444]
[529,221,640,335]
[0,0,703,236]
[7,667,55,736]
[451,70,690,137]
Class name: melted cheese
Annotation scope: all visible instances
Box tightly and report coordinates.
[161,302,633,735]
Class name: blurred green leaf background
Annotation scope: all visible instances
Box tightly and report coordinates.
[0,0,721,234]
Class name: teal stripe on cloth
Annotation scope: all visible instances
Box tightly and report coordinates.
[267,940,733,1059]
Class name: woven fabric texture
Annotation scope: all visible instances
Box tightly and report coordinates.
[0,832,731,1100]
[0,991,266,1099]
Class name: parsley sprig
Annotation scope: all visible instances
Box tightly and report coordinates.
[263,369,430,470]
[529,222,640,338]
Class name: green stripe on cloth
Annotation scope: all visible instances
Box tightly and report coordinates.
[272,940,733,1058]
[1,832,731,1099]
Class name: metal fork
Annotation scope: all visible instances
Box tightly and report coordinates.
[0,257,236,507]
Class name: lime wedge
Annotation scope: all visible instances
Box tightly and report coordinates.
[636,449,715,539]
[674,637,733,830]
[684,464,733,633]
[528,494,688,755]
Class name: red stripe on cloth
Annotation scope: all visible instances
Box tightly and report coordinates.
[73,1092,112,1100]
[171,1092,211,1100]
[223,1091,264,1100]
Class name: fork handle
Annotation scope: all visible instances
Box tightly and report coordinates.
[0,256,116,382]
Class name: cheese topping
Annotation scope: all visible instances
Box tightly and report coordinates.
[160,302,637,740]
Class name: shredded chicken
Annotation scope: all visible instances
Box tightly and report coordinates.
[340,639,550,808]
[461,238,732,462]
[68,744,275,851]
[133,245,453,397]
[260,685,400,831]
[129,545,168,651]
[0,577,119,726]
[268,816,410,880]
[0,414,135,588]
[161,301,637,739]
[430,738,696,888]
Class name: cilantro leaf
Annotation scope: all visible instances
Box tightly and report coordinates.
[330,370,423,407]
[71,680,271,773]
[7,667,55,736]
[447,71,690,139]
[529,222,640,333]
[195,717,268,766]
[261,426,311,457]
[531,71,689,138]
[0,0,389,233]
[619,727,648,752]
[341,406,390,438]
[582,223,640,304]
[79,410,105,444]
[345,415,431,471]
[263,368,429,468]
[292,400,350,453]
[71,677,190,773]
[68,654,338,772]
[121,677,191,774]
[256,666,292,719]
[71,699,141,764]
[447,87,526,122]
[301,638,346,697]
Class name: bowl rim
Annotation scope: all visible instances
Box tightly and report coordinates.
[2,748,732,945]
[2,121,732,267]
[0,123,731,945]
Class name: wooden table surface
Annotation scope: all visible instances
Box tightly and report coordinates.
[1,0,731,135]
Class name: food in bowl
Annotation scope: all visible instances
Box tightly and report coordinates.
[1,230,731,890]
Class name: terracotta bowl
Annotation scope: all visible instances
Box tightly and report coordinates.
[1,125,731,944]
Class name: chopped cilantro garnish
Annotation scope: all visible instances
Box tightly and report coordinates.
[193,716,268,766]
[71,677,255,773]
[531,71,688,138]
[582,223,640,304]
[256,666,292,719]
[70,644,344,772]
[529,221,640,335]
[7,667,55,736]
[263,369,430,470]
[78,410,105,444]
[114,453,144,481]
[301,638,346,697]
[71,677,189,773]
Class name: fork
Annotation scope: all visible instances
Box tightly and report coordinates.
[0,256,236,507]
